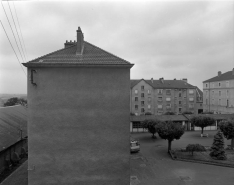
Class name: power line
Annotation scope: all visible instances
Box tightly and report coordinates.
[0,20,26,76]
[1,1,25,64]
[7,0,27,63]
[12,1,28,62]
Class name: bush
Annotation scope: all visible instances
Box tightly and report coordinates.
[186,144,206,156]
[210,130,227,160]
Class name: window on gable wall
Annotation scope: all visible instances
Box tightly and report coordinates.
[135,90,138,94]
[219,82,221,87]
[135,97,138,101]
[148,89,151,94]
[141,86,144,90]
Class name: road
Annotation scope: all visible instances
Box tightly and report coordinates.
[130,131,234,185]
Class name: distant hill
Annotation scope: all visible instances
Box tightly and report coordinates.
[0,94,27,107]
[0,105,27,150]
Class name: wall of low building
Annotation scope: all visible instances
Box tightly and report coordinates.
[27,67,130,185]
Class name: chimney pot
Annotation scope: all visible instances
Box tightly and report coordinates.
[218,71,222,76]
[76,26,84,55]
[151,78,153,83]
[182,78,187,83]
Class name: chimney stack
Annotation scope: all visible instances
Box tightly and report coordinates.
[76,27,84,55]
[218,71,222,76]
[160,77,164,84]
[64,40,76,48]
[151,78,153,83]
[182,78,187,83]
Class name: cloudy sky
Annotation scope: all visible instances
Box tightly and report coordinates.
[0,0,233,94]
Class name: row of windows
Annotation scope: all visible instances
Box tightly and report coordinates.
[205,90,229,97]
[205,99,231,107]
[135,97,194,102]
[134,89,194,95]
[135,103,194,110]
[205,81,230,88]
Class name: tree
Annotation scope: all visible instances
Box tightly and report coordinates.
[164,111,175,115]
[157,121,185,153]
[142,119,160,139]
[190,116,215,137]
[219,119,234,149]
[4,97,27,107]
[186,144,206,156]
[210,130,227,160]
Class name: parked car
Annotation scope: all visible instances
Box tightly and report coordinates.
[130,139,140,153]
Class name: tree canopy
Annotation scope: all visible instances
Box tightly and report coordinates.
[164,111,175,115]
[4,97,27,107]
[157,121,185,152]
[142,119,161,138]
[219,119,234,149]
[190,116,215,136]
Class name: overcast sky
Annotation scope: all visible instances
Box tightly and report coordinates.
[0,0,233,94]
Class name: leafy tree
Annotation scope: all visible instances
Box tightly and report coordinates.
[210,130,227,160]
[219,119,234,149]
[4,97,27,107]
[190,116,215,137]
[157,121,185,153]
[186,144,206,156]
[142,119,160,139]
[164,111,175,115]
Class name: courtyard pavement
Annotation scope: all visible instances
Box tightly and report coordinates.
[130,130,234,185]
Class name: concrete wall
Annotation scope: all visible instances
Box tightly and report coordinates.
[27,67,130,185]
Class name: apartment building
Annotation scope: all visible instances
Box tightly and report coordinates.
[131,78,203,115]
[203,69,234,114]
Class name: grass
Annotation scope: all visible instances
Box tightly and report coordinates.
[173,149,234,166]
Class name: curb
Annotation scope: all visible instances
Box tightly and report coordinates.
[169,151,234,168]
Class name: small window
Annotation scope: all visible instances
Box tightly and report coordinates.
[158,97,162,101]
[212,99,214,105]
[179,101,182,105]
[219,91,221,96]
[158,105,163,109]
[158,89,163,94]
[166,103,171,108]
[189,98,194,102]
[148,97,151,102]
[135,105,138,110]
[212,91,214,96]
[227,99,229,107]
[148,89,151,94]
[135,90,138,94]
[148,105,151,109]
[179,108,182,113]
[227,90,229,97]
[219,82,221,87]
[219,99,221,105]
[189,90,194,94]
[166,89,171,95]
[166,97,171,102]
[179,93,182,97]
[141,93,144,97]
[206,83,208,88]
[141,86,144,90]
[141,108,145,113]
[135,97,138,101]
[141,101,144,106]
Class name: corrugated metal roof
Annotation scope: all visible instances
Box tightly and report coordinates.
[0,105,27,150]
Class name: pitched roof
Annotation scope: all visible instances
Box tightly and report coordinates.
[23,41,133,68]
[195,87,203,97]
[131,79,196,89]
[203,70,234,83]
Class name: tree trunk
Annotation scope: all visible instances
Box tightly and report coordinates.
[168,140,172,153]
[231,138,234,149]
[201,127,204,137]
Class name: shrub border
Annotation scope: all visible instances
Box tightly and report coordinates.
[169,150,234,168]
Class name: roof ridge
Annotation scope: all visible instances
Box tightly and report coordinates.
[84,41,131,64]
[28,44,76,63]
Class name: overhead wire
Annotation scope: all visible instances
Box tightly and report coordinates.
[7,0,27,63]
[0,20,26,76]
[12,1,28,62]
[1,1,25,64]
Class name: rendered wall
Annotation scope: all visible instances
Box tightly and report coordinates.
[27,67,130,185]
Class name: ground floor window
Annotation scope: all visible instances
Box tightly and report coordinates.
[132,122,143,128]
